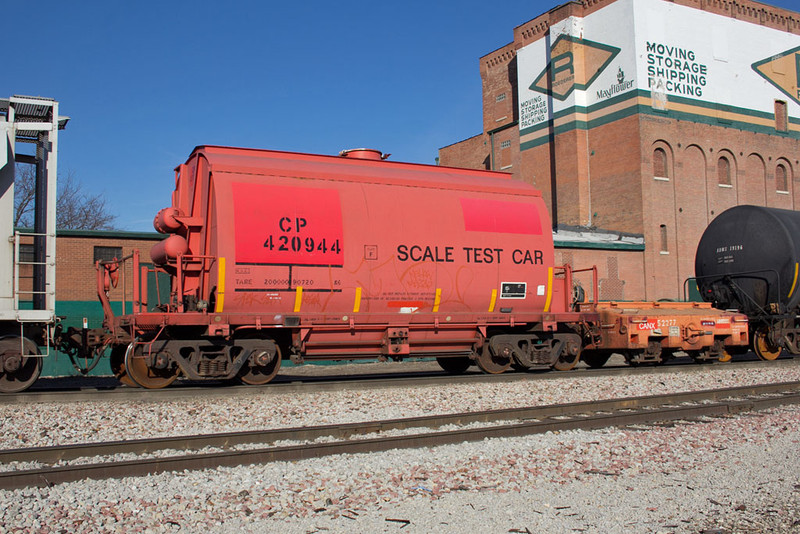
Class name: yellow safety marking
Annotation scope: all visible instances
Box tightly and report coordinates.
[432,288,442,312]
[294,286,303,312]
[215,257,226,313]
[353,287,362,313]
[543,267,554,312]
[488,289,497,312]
[789,263,799,299]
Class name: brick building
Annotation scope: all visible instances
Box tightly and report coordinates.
[19,230,164,308]
[440,0,800,300]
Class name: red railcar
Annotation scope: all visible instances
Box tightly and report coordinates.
[100,146,597,387]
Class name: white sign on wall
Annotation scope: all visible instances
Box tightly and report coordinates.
[517,0,800,147]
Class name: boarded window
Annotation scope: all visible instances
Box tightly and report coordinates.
[776,100,788,132]
[500,148,512,168]
[18,244,35,263]
[499,140,512,169]
[717,156,731,186]
[93,246,122,264]
[653,147,668,179]
[17,244,34,303]
[776,163,788,192]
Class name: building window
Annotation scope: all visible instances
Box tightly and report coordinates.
[499,139,512,169]
[717,156,731,186]
[660,224,668,254]
[18,244,35,263]
[775,100,788,132]
[496,93,506,102]
[653,147,668,180]
[93,246,122,264]
[776,163,788,192]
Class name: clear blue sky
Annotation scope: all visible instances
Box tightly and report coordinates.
[4,0,797,231]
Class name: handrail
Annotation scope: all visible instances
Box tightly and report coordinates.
[554,264,599,309]
[96,251,217,330]
[571,266,599,305]
[13,231,54,311]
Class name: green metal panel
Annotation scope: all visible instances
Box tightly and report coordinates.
[684,277,703,303]
[44,301,114,377]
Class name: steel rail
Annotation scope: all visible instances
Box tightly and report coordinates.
[1,381,799,490]
[4,381,799,464]
[6,356,800,405]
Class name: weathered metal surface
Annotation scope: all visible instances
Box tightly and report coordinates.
[583,301,749,356]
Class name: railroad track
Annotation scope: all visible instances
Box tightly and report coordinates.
[7,355,799,404]
[1,381,799,490]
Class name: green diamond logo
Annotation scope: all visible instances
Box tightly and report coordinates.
[530,35,620,101]
[752,46,800,105]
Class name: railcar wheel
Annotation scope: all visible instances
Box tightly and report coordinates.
[689,339,725,363]
[124,344,180,389]
[110,345,137,387]
[436,356,472,374]
[753,327,781,361]
[238,345,282,385]
[0,337,42,393]
[688,350,715,364]
[625,340,662,366]
[624,350,643,367]
[475,343,511,374]
[581,351,611,369]
[552,343,581,371]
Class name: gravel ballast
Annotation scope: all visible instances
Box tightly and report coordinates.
[2,364,800,532]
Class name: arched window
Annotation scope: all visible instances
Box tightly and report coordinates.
[717,156,731,186]
[776,163,788,192]
[653,148,668,179]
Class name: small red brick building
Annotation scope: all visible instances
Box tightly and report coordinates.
[19,230,163,327]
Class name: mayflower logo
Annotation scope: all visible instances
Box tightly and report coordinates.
[529,35,620,101]
[596,66,635,100]
[752,46,800,105]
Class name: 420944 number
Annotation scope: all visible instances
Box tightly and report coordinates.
[263,235,341,255]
